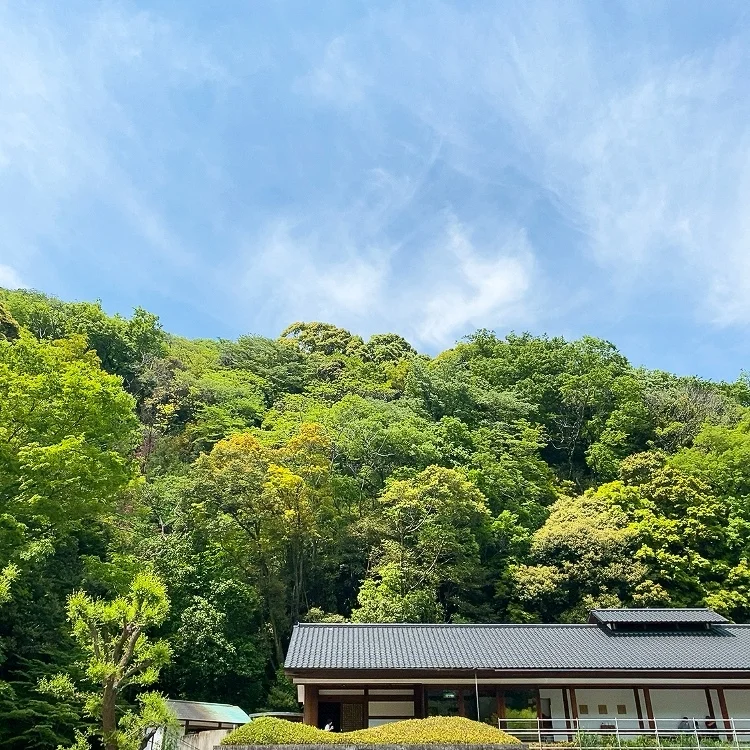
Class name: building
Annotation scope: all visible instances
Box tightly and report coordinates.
[284,608,750,739]
[146,700,250,750]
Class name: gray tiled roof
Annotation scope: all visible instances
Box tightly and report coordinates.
[285,623,750,673]
[589,608,728,625]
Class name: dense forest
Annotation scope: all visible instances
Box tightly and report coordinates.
[2,288,750,747]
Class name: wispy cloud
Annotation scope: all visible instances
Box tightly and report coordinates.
[233,210,537,347]
[0,3,231,292]
[2,0,749,374]
[299,37,369,108]
[241,219,390,325]
[417,220,535,344]
[0,265,26,290]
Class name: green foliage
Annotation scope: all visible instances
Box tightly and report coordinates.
[3,286,750,745]
[0,290,166,394]
[39,572,174,750]
[221,716,521,745]
[280,322,366,357]
[0,301,20,340]
[0,563,18,604]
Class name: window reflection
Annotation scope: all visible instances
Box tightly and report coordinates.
[427,688,458,716]
[504,689,537,719]
[463,689,498,725]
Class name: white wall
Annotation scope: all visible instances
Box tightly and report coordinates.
[724,690,750,739]
[368,701,414,718]
[573,688,639,726]
[183,729,230,750]
[649,689,708,729]
[368,718,404,727]
[539,688,569,742]
[367,699,414,728]
[724,689,750,718]
[145,727,230,750]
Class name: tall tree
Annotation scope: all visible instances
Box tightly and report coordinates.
[39,573,175,750]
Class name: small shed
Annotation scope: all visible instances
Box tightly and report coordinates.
[146,700,250,750]
[167,699,250,732]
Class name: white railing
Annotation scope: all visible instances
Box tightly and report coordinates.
[501,717,750,749]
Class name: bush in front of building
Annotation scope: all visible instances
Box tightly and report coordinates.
[221,716,521,745]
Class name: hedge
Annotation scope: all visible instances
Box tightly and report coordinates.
[221,716,521,745]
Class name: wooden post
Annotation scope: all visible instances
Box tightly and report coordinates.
[643,688,655,730]
[303,685,319,727]
[717,689,732,732]
[634,688,644,730]
[364,687,369,729]
[498,688,506,726]
[458,687,465,717]
[570,688,578,720]
[414,684,425,719]
[705,688,716,721]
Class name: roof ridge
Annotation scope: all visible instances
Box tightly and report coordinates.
[168,699,244,707]
[591,607,720,611]
[296,622,601,628]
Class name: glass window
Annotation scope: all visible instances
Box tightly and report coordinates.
[617,705,627,715]
[598,705,608,715]
[463,689,498,725]
[579,704,589,715]
[504,689,537,719]
[427,688,459,717]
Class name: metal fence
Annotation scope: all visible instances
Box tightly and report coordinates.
[501,717,750,750]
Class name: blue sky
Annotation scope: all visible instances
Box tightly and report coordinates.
[1,1,750,381]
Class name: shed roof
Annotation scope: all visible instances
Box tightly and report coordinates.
[166,700,250,725]
[285,620,750,674]
[588,608,728,626]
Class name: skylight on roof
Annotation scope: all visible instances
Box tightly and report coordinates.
[588,608,728,632]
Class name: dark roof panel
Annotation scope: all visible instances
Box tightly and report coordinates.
[588,608,728,625]
[285,622,750,673]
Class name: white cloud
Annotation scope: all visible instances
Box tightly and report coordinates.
[299,37,369,107]
[0,3,230,284]
[233,212,537,348]
[240,219,390,324]
[0,264,26,289]
[306,1,750,330]
[417,221,535,345]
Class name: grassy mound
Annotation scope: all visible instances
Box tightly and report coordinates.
[221,716,521,745]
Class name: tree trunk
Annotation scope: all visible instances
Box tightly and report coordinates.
[102,679,118,750]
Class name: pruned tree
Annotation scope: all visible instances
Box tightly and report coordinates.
[39,572,176,750]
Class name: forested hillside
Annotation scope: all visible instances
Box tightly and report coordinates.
[2,288,750,747]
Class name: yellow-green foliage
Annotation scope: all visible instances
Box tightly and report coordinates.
[222,716,521,745]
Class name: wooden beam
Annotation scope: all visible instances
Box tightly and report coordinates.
[643,688,655,730]
[303,684,319,727]
[705,688,716,720]
[562,688,572,741]
[717,688,731,731]
[633,688,644,730]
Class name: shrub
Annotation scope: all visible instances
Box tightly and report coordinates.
[222,716,521,745]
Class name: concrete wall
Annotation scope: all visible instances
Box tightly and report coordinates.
[184,729,230,749]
